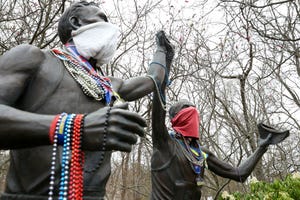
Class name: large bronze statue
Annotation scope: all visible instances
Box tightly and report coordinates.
[150,64,290,199]
[0,1,174,199]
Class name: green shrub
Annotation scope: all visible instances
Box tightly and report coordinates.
[219,172,300,200]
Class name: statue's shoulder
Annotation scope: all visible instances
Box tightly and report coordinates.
[8,44,43,54]
[2,44,46,71]
[3,44,45,60]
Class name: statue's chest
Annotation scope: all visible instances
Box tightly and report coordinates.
[43,67,104,113]
[17,52,107,114]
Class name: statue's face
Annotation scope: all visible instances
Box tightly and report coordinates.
[74,5,108,27]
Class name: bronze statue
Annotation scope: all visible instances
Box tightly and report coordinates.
[150,69,290,199]
[0,1,174,199]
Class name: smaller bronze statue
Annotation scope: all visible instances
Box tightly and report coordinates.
[150,55,290,200]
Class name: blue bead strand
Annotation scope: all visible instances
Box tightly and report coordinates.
[58,114,75,200]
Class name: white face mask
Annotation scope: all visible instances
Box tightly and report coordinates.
[72,21,121,66]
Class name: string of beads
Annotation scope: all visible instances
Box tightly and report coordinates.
[51,47,113,103]
[48,113,85,200]
[84,106,111,173]
[48,107,111,200]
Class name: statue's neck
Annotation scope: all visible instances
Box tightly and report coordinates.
[65,40,98,69]
[88,58,97,68]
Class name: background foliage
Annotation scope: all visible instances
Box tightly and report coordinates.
[219,173,300,200]
[0,0,299,199]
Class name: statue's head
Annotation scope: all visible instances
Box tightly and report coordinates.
[58,1,108,44]
[169,100,200,139]
[169,99,196,119]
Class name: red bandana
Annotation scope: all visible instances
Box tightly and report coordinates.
[171,107,200,139]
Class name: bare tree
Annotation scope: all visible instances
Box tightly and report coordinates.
[0,0,298,199]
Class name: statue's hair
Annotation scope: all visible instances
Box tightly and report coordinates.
[58,1,98,44]
[169,99,195,119]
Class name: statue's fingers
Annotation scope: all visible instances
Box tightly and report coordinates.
[112,102,129,110]
[110,109,147,128]
[155,31,167,46]
[108,140,133,152]
[108,127,138,144]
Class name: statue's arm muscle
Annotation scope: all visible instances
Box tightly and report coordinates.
[0,44,43,104]
[0,44,54,149]
[112,76,155,102]
[152,88,170,150]
[201,147,240,181]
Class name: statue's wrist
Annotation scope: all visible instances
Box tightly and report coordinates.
[155,46,167,53]
[155,49,167,54]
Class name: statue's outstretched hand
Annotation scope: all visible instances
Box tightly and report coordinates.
[155,30,175,70]
[257,123,290,147]
[83,103,146,152]
[258,133,273,147]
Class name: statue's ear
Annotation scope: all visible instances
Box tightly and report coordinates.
[69,16,81,30]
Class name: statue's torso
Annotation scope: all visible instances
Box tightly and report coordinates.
[5,50,111,198]
[151,139,203,200]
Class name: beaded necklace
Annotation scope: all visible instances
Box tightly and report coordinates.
[51,43,113,104]
[176,137,204,166]
[48,113,66,200]
[49,43,119,199]
[48,109,111,199]
[84,106,111,174]
[172,133,206,186]
[68,114,85,199]
[48,113,86,200]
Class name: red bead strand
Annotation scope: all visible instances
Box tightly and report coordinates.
[49,115,60,144]
[68,114,84,200]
